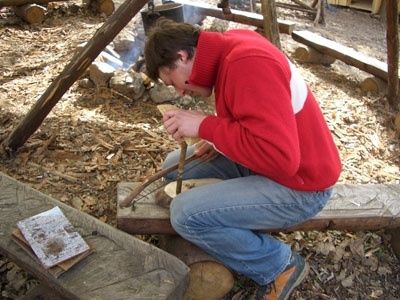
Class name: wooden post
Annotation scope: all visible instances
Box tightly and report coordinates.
[261,0,281,49]
[386,0,399,109]
[1,0,148,154]
[314,0,325,25]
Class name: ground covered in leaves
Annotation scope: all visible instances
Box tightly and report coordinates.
[0,0,399,299]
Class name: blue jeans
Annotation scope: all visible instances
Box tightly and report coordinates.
[163,146,332,285]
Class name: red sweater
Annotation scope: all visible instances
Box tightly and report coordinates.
[189,30,341,191]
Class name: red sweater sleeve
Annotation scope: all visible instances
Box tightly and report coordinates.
[199,56,301,179]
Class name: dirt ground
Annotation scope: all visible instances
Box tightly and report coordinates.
[0,0,399,299]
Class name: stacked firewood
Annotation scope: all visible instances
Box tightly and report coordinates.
[0,0,115,24]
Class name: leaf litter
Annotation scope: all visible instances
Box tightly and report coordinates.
[0,1,399,299]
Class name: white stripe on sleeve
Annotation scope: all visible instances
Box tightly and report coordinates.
[289,61,308,114]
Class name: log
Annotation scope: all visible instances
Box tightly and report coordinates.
[1,0,149,154]
[186,262,233,300]
[158,236,234,300]
[0,172,189,299]
[14,4,46,24]
[90,0,115,16]
[293,45,336,66]
[89,61,115,87]
[386,0,399,108]
[261,0,281,48]
[360,76,387,94]
[175,0,295,35]
[117,181,400,235]
[276,2,316,15]
[292,30,391,81]
[291,0,314,10]
[0,0,66,8]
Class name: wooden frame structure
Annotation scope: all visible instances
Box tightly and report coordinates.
[1,0,285,154]
[0,0,398,152]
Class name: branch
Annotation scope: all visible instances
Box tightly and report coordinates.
[118,154,198,208]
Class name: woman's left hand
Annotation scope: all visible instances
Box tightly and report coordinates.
[163,109,207,142]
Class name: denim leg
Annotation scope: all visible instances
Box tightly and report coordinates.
[169,175,332,285]
[163,145,252,181]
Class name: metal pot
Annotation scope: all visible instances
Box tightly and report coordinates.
[141,2,184,35]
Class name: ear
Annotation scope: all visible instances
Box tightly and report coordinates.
[177,50,189,62]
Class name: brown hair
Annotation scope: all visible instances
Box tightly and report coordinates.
[144,18,200,81]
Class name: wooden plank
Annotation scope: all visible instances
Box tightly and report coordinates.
[372,0,382,12]
[175,0,295,34]
[0,172,189,300]
[349,0,374,11]
[327,0,351,6]
[261,0,281,48]
[292,30,392,81]
[117,182,400,235]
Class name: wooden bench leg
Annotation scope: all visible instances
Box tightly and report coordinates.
[360,76,387,94]
[158,236,234,300]
[293,46,335,66]
[387,228,400,260]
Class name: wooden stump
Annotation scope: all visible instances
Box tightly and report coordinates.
[293,45,335,66]
[360,76,388,94]
[0,0,66,7]
[185,261,234,300]
[90,0,115,16]
[387,228,400,260]
[159,236,234,300]
[14,4,46,24]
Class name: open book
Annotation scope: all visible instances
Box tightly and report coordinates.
[15,206,92,273]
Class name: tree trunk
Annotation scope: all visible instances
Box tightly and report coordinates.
[386,0,399,109]
[261,0,281,49]
[14,3,46,24]
[2,0,148,154]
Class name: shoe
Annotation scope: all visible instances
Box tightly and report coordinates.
[255,252,309,300]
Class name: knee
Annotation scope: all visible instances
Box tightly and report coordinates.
[170,196,192,236]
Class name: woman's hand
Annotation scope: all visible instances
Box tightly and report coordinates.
[163,109,207,142]
[194,140,218,161]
